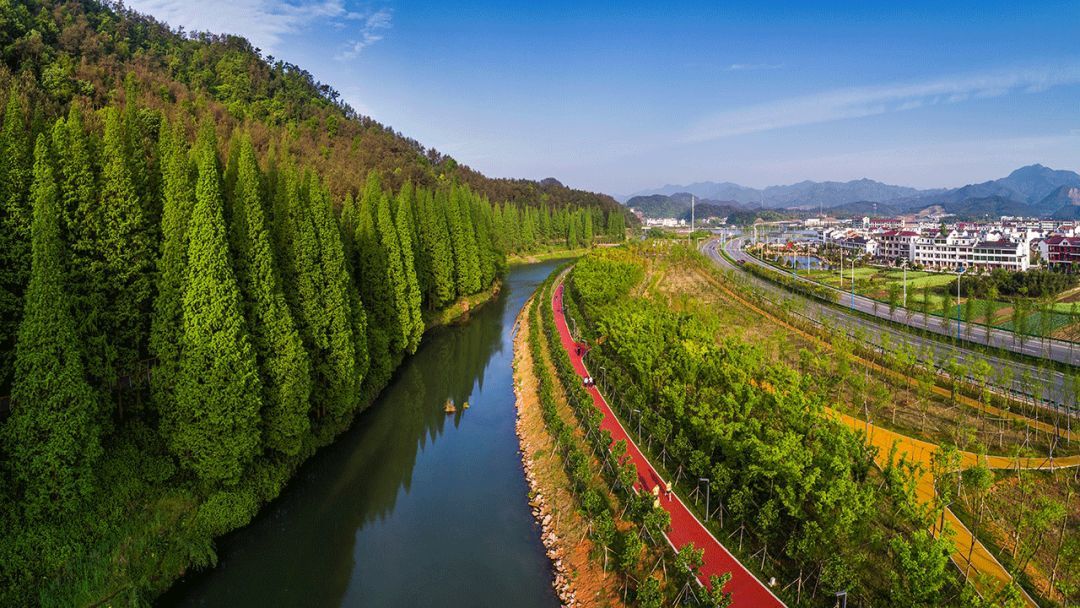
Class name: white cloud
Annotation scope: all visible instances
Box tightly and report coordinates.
[336,8,393,60]
[684,64,1080,142]
[125,0,387,55]
[724,63,783,72]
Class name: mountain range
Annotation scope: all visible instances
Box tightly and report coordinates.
[624,164,1080,220]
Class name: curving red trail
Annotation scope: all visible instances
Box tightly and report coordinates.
[552,282,785,607]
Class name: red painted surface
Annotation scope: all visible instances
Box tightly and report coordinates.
[551,283,785,607]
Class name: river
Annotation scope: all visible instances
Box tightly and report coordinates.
[160,261,564,607]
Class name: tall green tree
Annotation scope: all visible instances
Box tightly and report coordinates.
[416,188,455,309]
[338,191,359,259]
[394,183,424,353]
[279,168,366,425]
[230,134,311,456]
[471,197,497,288]
[2,135,101,518]
[446,185,480,296]
[163,132,262,485]
[309,175,367,422]
[149,120,194,412]
[99,107,155,412]
[52,106,108,404]
[374,179,410,353]
[566,210,580,249]
[354,173,396,384]
[0,89,33,389]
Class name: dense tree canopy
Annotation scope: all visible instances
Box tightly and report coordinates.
[2,134,101,520]
[566,247,960,606]
[0,0,633,603]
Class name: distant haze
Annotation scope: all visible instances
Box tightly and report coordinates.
[624,164,1080,221]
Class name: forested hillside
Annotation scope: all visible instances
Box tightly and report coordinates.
[0,0,629,604]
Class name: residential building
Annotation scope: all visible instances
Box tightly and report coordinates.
[1045,235,1080,270]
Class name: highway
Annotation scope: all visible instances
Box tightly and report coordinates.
[732,235,1079,365]
[702,238,1076,416]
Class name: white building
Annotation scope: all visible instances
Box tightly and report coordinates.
[912,230,1028,271]
[876,230,919,262]
[838,235,878,256]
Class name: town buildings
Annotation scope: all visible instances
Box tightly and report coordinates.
[815,218,1042,271]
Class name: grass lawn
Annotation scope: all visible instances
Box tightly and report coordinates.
[902,273,956,289]
[882,270,930,280]
[1001,310,1078,336]
[948,299,1006,324]
[1048,301,1080,313]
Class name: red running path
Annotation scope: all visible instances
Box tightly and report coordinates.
[552,282,786,607]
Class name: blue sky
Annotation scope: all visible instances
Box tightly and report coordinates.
[127,0,1080,195]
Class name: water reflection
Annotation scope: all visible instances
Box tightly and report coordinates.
[161,261,563,608]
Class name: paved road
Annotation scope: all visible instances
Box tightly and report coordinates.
[734,236,1079,365]
[552,282,786,607]
[703,238,1076,415]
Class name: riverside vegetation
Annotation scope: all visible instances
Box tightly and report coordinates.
[0,1,631,604]
[556,243,1069,607]
[518,266,738,607]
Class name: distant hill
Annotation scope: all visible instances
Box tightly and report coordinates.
[686,202,739,221]
[941,196,1033,220]
[626,178,934,208]
[825,200,901,218]
[896,164,1080,214]
[1044,186,1080,219]
[625,182,760,204]
[625,192,741,219]
[625,194,688,218]
[629,164,1080,219]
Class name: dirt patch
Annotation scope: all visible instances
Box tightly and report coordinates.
[513,301,629,608]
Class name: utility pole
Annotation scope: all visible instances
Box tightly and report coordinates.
[691,194,695,233]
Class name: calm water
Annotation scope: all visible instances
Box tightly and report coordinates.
[781,253,828,270]
[160,261,564,608]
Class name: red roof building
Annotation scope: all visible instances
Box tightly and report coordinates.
[1045,235,1080,269]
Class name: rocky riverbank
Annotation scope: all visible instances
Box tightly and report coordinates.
[512,299,627,608]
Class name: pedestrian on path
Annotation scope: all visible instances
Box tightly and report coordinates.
[666,481,672,501]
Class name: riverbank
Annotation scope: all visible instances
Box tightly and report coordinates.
[513,297,629,608]
[508,248,590,266]
[161,261,564,607]
[423,279,502,330]
[76,282,511,605]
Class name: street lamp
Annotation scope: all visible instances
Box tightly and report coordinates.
[835,591,848,608]
[850,256,856,308]
[632,409,641,440]
[956,266,965,341]
[902,260,908,308]
[699,478,711,522]
[839,243,843,288]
